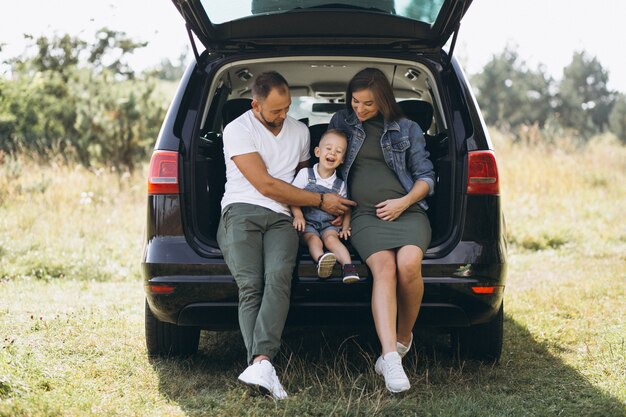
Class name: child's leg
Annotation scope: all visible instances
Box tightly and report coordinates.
[321,230,352,265]
[303,232,324,261]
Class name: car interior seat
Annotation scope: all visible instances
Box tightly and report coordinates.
[307,123,330,165]
[222,98,253,127]
[397,100,451,245]
[398,100,434,132]
[398,100,448,160]
[194,98,253,241]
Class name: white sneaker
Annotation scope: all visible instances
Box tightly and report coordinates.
[238,360,289,400]
[317,252,337,278]
[397,333,413,358]
[270,368,288,400]
[237,360,273,396]
[375,351,410,393]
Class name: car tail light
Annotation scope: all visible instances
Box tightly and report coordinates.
[471,285,503,294]
[146,284,176,294]
[467,150,499,195]
[148,150,179,195]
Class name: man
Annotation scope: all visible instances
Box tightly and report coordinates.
[217,71,355,399]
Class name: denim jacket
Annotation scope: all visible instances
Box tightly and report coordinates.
[329,109,435,210]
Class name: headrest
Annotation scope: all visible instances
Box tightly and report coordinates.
[222,98,253,126]
[398,100,434,132]
[307,123,330,165]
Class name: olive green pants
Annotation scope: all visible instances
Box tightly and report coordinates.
[217,203,298,364]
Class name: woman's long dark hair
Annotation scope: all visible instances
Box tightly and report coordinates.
[345,67,403,122]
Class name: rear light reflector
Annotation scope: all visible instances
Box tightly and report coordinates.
[147,284,176,294]
[467,150,499,195]
[471,285,503,294]
[148,150,179,194]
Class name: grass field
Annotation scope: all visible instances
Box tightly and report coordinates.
[1,132,625,416]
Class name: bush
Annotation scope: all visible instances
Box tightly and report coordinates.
[609,94,626,144]
[0,30,171,172]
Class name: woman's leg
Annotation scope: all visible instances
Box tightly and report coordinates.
[366,250,398,355]
[395,245,424,346]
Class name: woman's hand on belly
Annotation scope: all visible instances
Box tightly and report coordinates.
[375,196,410,221]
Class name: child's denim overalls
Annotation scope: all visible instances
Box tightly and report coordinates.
[302,167,344,236]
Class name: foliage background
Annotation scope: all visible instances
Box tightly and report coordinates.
[2,29,626,171]
[0,30,183,172]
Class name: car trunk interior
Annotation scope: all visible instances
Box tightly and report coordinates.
[188,56,454,260]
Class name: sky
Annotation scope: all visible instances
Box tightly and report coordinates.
[1,0,625,92]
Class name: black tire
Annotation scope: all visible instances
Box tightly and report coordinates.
[145,299,200,356]
[453,302,504,363]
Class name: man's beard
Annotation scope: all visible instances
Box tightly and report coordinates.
[260,111,284,129]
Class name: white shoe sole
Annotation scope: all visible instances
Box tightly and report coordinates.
[386,383,410,393]
[238,372,272,396]
[342,275,359,284]
[238,376,272,395]
[317,253,337,278]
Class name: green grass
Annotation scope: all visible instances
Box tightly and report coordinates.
[1,132,625,416]
[0,160,145,282]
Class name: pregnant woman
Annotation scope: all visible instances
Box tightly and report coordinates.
[329,67,435,393]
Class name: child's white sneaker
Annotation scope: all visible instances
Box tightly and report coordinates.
[374,351,410,393]
[317,252,336,278]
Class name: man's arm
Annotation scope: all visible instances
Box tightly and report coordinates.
[232,152,355,215]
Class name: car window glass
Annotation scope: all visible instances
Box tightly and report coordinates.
[291,97,339,125]
[288,95,438,126]
[202,0,445,25]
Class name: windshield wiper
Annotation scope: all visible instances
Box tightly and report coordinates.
[291,3,394,14]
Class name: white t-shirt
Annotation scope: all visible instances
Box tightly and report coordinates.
[221,110,310,215]
[291,163,348,198]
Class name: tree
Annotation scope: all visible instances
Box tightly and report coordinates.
[471,45,553,130]
[88,28,147,79]
[31,34,85,81]
[557,51,615,137]
[144,49,189,81]
[73,75,165,171]
[608,93,626,144]
[0,29,167,171]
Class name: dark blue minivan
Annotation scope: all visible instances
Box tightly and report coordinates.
[143,0,506,361]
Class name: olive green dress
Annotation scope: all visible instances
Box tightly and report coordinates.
[348,115,431,261]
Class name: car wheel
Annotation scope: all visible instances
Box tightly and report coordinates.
[452,302,503,363]
[145,299,200,356]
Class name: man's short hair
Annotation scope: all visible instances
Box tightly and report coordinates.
[251,71,289,101]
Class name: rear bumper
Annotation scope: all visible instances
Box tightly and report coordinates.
[177,300,471,329]
[144,270,506,330]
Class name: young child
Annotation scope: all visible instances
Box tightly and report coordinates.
[291,129,359,284]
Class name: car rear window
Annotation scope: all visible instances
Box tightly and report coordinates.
[203,0,445,25]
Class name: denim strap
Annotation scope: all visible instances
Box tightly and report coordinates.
[307,167,316,184]
[331,176,343,194]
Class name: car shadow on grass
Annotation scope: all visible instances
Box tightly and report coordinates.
[149,315,626,416]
